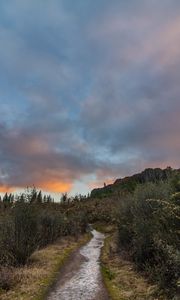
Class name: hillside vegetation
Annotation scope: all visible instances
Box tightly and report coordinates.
[0,167,179,299]
[0,189,88,295]
[91,167,177,197]
[91,167,180,299]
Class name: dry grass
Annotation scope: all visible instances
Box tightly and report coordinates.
[0,234,90,300]
[93,222,115,234]
[101,232,167,300]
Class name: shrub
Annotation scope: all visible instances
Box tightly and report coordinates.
[0,203,38,266]
[0,197,89,267]
[117,196,134,250]
[117,179,180,297]
[146,240,180,295]
[0,267,15,291]
[38,211,64,247]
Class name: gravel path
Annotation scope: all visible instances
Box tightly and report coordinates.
[47,229,109,300]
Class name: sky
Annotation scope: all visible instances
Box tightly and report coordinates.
[0,0,180,197]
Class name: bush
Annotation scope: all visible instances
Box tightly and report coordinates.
[38,211,64,247]
[0,193,88,267]
[0,267,15,291]
[117,179,180,297]
[133,181,172,202]
[0,203,38,266]
[152,241,180,294]
[117,196,134,250]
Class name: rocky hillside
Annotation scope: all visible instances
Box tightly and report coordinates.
[91,167,179,198]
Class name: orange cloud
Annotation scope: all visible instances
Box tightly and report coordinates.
[38,181,72,193]
[0,180,73,194]
[0,185,15,193]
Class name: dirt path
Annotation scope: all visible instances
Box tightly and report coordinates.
[47,229,109,300]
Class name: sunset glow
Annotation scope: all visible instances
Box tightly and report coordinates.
[39,181,72,193]
[0,1,179,195]
[0,185,14,193]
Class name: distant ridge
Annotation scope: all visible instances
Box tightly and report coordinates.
[91,167,180,198]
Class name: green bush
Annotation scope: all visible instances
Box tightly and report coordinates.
[117,179,180,298]
[38,211,64,247]
[150,241,180,294]
[117,196,134,250]
[0,190,89,267]
[0,203,38,266]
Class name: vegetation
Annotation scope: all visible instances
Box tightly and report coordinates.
[117,178,180,298]
[90,168,180,299]
[0,167,179,299]
[91,167,175,198]
[0,234,90,300]
[101,232,160,300]
[0,188,88,293]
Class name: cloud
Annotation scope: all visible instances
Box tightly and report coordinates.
[0,1,179,194]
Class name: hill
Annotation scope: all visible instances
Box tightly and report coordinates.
[91,167,179,197]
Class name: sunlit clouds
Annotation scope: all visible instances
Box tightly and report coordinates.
[0,0,179,194]
[38,181,72,194]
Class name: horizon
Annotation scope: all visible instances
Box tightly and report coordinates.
[0,165,178,200]
[0,1,180,196]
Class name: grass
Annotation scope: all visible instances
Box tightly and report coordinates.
[93,221,115,234]
[0,233,91,300]
[100,229,166,300]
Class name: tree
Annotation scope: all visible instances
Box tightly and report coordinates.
[37,191,42,203]
[61,193,68,204]
[3,193,9,203]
